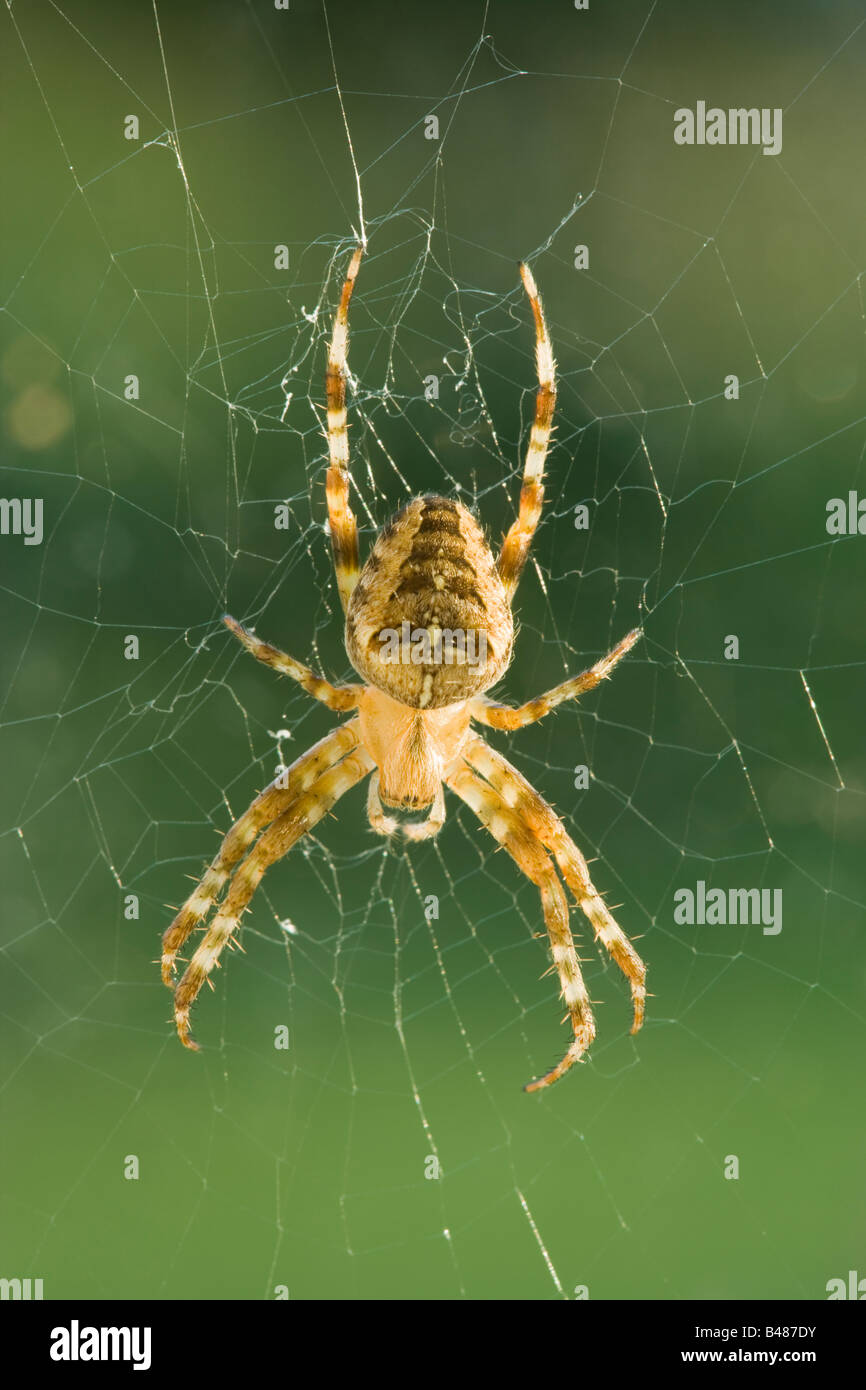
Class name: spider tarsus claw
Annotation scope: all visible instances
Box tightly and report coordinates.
[176,1012,200,1051]
[523,1034,592,1093]
[523,1068,561,1094]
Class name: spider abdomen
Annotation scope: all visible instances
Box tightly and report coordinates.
[346,495,513,709]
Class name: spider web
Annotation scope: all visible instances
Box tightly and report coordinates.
[1,0,864,1301]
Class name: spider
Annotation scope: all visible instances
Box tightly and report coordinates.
[161,246,646,1091]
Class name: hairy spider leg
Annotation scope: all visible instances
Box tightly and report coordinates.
[498,261,557,604]
[171,743,374,1049]
[326,245,364,613]
[462,731,646,1042]
[447,758,596,1091]
[470,628,641,730]
[162,720,363,986]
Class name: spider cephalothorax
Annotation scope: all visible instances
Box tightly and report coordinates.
[162,246,646,1092]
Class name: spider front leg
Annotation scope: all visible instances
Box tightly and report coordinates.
[462,732,646,1038]
[171,744,374,1049]
[447,761,596,1092]
[470,627,641,731]
[162,719,363,986]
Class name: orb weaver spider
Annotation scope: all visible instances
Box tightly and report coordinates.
[162,246,645,1091]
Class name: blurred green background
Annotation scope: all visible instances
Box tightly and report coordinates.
[1,0,864,1299]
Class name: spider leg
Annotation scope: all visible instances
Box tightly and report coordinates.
[172,743,374,1049]
[469,627,641,730]
[461,732,646,1036]
[223,614,361,711]
[161,719,363,986]
[498,261,556,605]
[326,245,363,614]
[446,760,596,1092]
